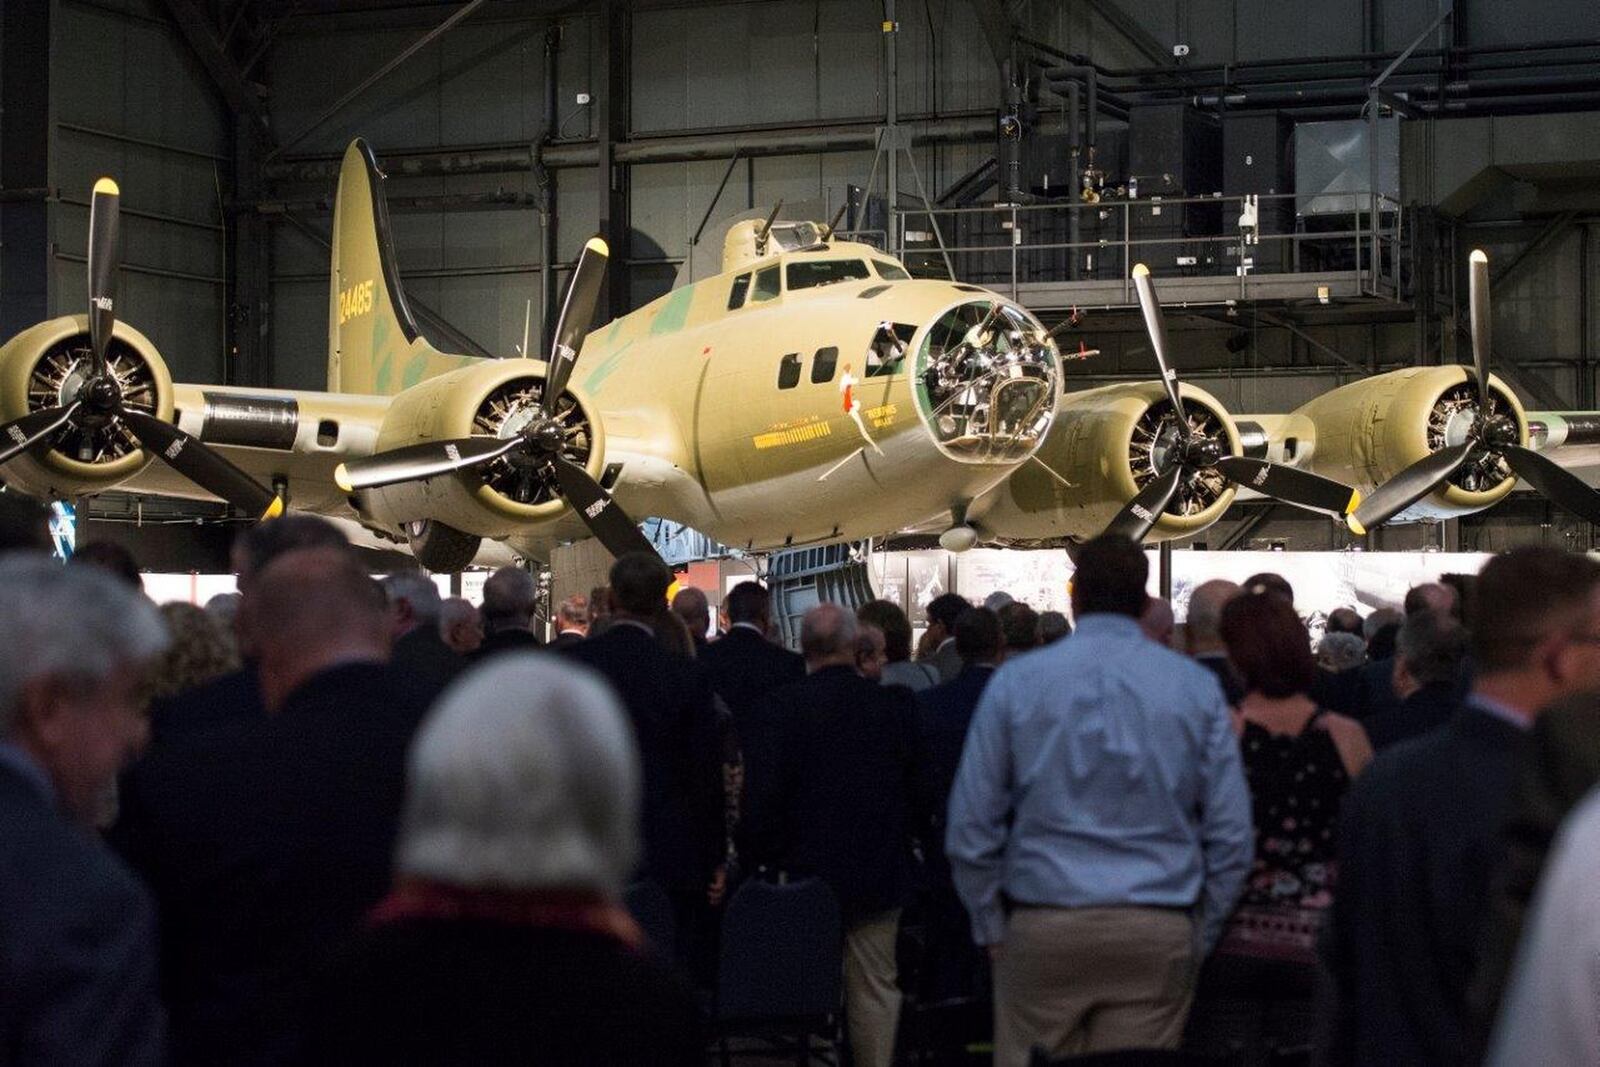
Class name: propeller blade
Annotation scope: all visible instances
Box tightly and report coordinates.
[1214,456,1361,516]
[1104,465,1183,543]
[1131,263,1188,441]
[546,455,657,559]
[87,178,121,379]
[1469,248,1493,412]
[121,410,282,520]
[333,436,523,493]
[0,403,82,468]
[1347,442,1475,535]
[1503,446,1600,526]
[543,236,609,416]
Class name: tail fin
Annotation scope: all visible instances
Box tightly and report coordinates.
[328,140,464,395]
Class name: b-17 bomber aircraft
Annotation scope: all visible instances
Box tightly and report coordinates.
[3,138,1600,569]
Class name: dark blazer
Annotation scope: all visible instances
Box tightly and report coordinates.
[0,761,164,1066]
[915,664,996,841]
[148,664,262,743]
[113,662,430,1067]
[472,626,543,663]
[740,664,924,924]
[1364,681,1459,751]
[563,623,725,892]
[304,919,702,1066]
[699,624,805,721]
[549,629,586,650]
[1195,652,1245,707]
[390,624,465,708]
[1323,704,1528,1066]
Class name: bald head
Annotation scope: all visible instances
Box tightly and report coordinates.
[801,603,858,669]
[1186,579,1241,654]
[251,547,391,712]
[1140,596,1175,647]
[671,586,710,640]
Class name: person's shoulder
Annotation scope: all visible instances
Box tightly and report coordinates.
[1316,709,1367,739]
[0,798,150,925]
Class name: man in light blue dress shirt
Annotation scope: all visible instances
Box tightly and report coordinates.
[946,535,1253,1065]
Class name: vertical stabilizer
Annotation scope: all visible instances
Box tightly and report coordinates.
[328,140,466,395]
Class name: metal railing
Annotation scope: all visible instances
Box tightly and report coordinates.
[842,191,1406,305]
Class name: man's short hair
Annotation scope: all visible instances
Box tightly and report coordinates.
[800,603,857,660]
[857,599,914,662]
[1242,572,1295,606]
[252,548,390,652]
[438,596,479,632]
[1221,592,1316,698]
[234,514,348,585]
[481,566,537,628]
[1186,579,1241,645]
[397,656,639,895]
[1474,547,1600,674]
[1317,632,1367,673]
[671,586,710,635]
[1404,582,1456,618]
[724,581,771,626]
[608,553,671,617]
[68,541,142,589]
[1364,607,1403,643]
[1326,607,1364,636]
[1073,535,1149,618]
[926,592,970,631]
[382,570,443,624]
[998,602,1039,651]
[1397,611,1469,688]
[0,554,168,736]
[1038,610,1072,644]
[956,607,1003,663]
[556,594,588,629]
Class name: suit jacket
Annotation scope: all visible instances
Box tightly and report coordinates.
[741,665,925,923]
[915,665,997,847]
[931,640,963,684]
[1195,652,1244,707]
[148,664,262,744]
[390,624,465,709]
[113,662,430,1067]
[562,623,725,892]
[549,629,586,650]
[698,625,805,723]
[304,918,702,1066]
[1468,697,1600,1052]
[472,626,543,663]
[0,760,164,1066]
[1324,704,1528,1066]
[1364,681,1459,751]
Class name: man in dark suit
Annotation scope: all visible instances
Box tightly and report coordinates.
[382,570,463,707]
[549,593,589,649]
[1365,609,1470,751]
[699,581,803,720]
[925,592,972,682]
[115,548,428,1067]
[562,554,725,936]
[671,585,713,652]
[1324,547,1600,1065]
[148,515,349,743]
[741,603,924,1067]
[472,565,544,660]
[0,556,168,1065]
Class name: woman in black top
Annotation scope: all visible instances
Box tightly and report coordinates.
[1186,592,1372,1065]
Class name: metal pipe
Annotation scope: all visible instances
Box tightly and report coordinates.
[1000,57,1022,202]
[538,24,559,354]
[885,0,898,256]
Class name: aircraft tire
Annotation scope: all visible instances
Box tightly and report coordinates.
[405,519,481,572]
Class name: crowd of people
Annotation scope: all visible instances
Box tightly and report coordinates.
[3,519,1600,1066]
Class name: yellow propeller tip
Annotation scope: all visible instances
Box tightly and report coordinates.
[1470,249,1488,264]
[333,465,354,494]
[1132,263,1150,278]
[1346,515,1367,537]
[585,236,609,257]
[1346,489,1362,515]
[93,177,120,197]
[260,496,285,521]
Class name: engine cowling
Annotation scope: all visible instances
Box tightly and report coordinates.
[977,380,1241,542]
[1293,365,1526,523]
[354,359,608,539]
[0,315,175,498]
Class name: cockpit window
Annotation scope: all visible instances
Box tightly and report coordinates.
[871,260,910,280]
[728,273,751,309]
[751,265,781,303]
[786,259,871,291]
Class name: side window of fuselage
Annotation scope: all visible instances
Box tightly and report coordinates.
[728,273,751,309]
[811,346,839,384]
[751,265,781,303]
[777,353,801,389]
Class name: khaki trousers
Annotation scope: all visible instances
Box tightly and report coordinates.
[843,909,902,1067]
[993,906,1196,1067]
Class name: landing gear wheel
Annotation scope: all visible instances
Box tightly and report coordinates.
[405,519,480,572]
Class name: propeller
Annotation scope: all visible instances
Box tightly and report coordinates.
[335,235,658,560]
[1347,250,1600,533]
[0,178,282,521]
[1102,264,1362,541]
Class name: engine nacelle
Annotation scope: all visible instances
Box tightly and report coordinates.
[355,359,607,539]
[978,380,1240,542]
[0,315,175,498]
[1293,365,1526,523]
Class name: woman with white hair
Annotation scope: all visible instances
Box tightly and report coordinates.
[304,657,701,1065]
